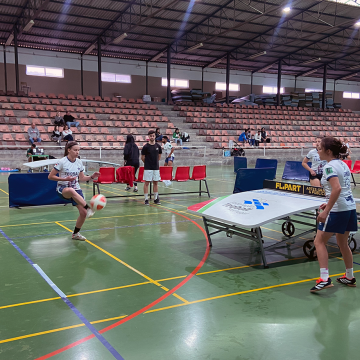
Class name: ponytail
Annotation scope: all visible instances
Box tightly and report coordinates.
[321,137,348,158]
[64,141,78,157]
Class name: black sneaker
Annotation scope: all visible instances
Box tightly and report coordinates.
[125,186,131,191]
[144,199,149,205]
[154,198,161,205]
[310,278,334,293]
[133,188,138,192]
[336,275,356,287]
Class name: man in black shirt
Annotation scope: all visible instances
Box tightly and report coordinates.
[64,111,79,129]
[141,130,162,205]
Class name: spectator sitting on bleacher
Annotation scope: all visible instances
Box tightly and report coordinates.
[248,130,255,147]
[62,125,74,143]
[261,127,268,143]
[255,130,261,147]
[238,128,249,144]
[342,137,351,159]
[173,128,183,146]
[64,111,79,129]
[54,111,64,127]
[51,127,62,144]
[28,122,41,144]
[155,128,163,142]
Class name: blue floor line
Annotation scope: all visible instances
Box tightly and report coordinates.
[0,228,124,360]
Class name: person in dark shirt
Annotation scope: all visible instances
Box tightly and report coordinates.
[64,111,79,129]
[124,134,140,192]
[141,130,162,205]
[26,144,36,162]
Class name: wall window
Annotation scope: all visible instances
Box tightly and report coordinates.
[26,65,64,78]
[343,92,360,99]
[305,88,321,93]
[101,73,131,83]
[263,86,284,94]
[215,82,239,91]
[161,78,189,88]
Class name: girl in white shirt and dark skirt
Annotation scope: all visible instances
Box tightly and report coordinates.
[311,137,357,292]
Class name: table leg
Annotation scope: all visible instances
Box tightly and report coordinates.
[256,227,268,268]
[202,217,212,246]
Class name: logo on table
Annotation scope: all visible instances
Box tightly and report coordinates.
[244,199,269,210]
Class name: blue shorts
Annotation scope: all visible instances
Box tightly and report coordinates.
[165,156,174,164]
[57,186,84,206]
[318,209,358,234]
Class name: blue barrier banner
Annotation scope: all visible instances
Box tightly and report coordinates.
[9,173,71,207]
[282,161,311,181]
[255,159,277,179]
[233,167,276,193]
[234,157,247,172]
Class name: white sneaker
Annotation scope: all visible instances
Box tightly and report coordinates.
[72,232,86,241]
[86,208,94,219]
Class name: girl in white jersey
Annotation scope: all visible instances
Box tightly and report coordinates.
[48,142,100,241]
[310,137,357,292]
[302,136,327,187]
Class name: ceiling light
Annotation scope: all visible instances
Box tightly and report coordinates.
[248,51,266,59]
[301,57,321,65]
[84,43,96,55]
[283,6,291,13]
[186,43,203,51]
[23,20,35,32]
[150,52,165,62]
[207,58,224,68]
[348,64,360,70]
[257,63,275,73]
[113,33,127,44]
[5,33,14,46]
[299,68,318,77]
[340,73,358,80]
[355,20,360,27]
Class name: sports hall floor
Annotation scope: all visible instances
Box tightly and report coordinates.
[0,165,360,360]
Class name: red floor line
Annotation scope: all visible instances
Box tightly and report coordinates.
[35,211,210,360]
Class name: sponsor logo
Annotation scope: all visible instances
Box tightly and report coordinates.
[325,167,333,175]
[243,199,269,210]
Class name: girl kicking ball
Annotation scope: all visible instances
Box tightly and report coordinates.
[310,137,357,292]
[48,141,100,241]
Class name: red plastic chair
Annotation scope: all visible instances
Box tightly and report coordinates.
[93,167,115,195]
[350,160,360,186]
[174,166,190,182]
[190,165,210,197]
[136,167,144,182]
[116,166,135,186]
[342,159,352,170]
[160,166,173,181]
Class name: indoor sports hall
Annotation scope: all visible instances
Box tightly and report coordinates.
[1,1,360,360]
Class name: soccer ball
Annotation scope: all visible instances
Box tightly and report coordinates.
[90,194,107,211]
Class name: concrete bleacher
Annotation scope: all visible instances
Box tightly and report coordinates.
[0,94,175,150]
[174,103,360,149]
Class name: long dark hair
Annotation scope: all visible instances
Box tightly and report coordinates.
[321,137,348,158]
[126,134,135,144]
[64,141,78,156]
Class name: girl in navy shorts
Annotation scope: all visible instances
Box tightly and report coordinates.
[48,141,100,241]
[311,137,357,292]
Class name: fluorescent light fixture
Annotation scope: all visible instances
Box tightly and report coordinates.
[23,20,35,32]
[150,51,165,62]
[207,58,224,68]
[186,43,203,51]
[248,51,266,59]
[355,20,360,26]
[258,63,275,73]
[283,6,291,13]
[301,57,321,65]
[5,33,14,46]
[84,43,96,55]
[340,73,358,80]
[113,33,127,44]
[299,68,318,77]
[348,64,360,70]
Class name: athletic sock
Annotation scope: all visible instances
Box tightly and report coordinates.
[346,268,354,279]
[84,204,89,210]
[144,193,148,200]
[320,268,329,280]
[154,192,158,200]
[73,226,81,234]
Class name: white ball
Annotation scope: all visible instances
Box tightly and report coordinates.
[90,194,107,211]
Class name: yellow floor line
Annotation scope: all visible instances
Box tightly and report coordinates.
[0,188,9,195]
[2,269,359,345]
[55,222,189,304]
